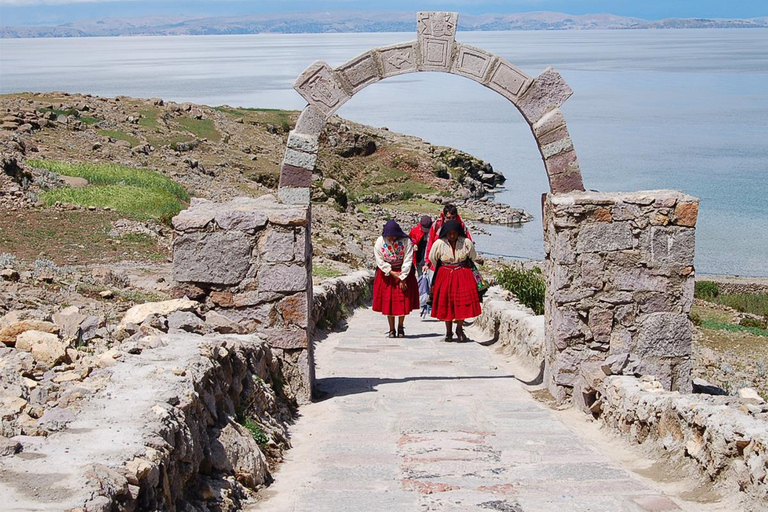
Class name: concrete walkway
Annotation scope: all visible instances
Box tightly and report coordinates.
[250,308,693,512]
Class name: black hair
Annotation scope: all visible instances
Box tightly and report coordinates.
[443,204,458,216]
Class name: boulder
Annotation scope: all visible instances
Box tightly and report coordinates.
[0,436,22,456]
[15,330,67,369]
[117,299,198,332]
[52,306,88,341]
[0,320,59,346]
[205,311,245,335]
[167,311,204,333]
[210,421,268,487]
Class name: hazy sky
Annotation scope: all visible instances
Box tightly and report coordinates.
[1,0,766,26]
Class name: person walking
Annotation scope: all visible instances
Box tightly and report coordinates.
[408,215,432,276]
[423,204,472,274]
[372,220,420,338]
[428,219,481,342]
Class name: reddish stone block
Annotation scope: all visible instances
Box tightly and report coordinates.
[544,147,581,178]
[548,169,585,194]
[590,207,612,222]
[536,125,570,147]
[673,201,699,227]
[279,293,308,328]
[279,163,312,189]
[209,291,234,308]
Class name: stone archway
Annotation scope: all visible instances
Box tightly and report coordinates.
[277,11,584,206]
[272,11,698,405]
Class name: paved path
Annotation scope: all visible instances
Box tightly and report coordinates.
[250,308,690,512]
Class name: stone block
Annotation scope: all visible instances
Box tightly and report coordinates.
[635,313,692,357]
[279,293,309,328]
[210,292,234,308]
[417,11,458,72]
[337,51,381,94]
[486,59,533,102]
[536,124,570,147]
[540,135,574,159]
[279,163,312,189]
[673,200,699,227]
[295,227,309,262]
[214,207,268,234]
[259,229,296,263]
[286,131,319,154]
[517,66,574,125]
[532,108,566,138]
[172,210,215,232]
[548,227,576,264]
[262,327,309,349]
[377,41,418,78]
[258,264,308,293]
[267,205,309,226]
[547,166,585,194]
[294,60,352,116]
[576,222,633,253]
[277,187,310,206]
[205,311,245,334]
[579,253,605,289]
[544,147,580,176]
[294,105,327,135]
[451,44,495,82]
[588,308,613,343]
[650,226,696,266]
[173,231,252,285]
[282,147,317,170]
[612,268,669,293]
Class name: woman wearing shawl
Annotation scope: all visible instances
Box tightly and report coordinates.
[428,219,481,342]
[372,220,420,338]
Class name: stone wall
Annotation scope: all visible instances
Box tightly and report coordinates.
[312,270,374,328]
[596,376,768,508]
[0,333,291,511]
[474,286,545,372]
[172,195,314,404]
[543,190,699,403]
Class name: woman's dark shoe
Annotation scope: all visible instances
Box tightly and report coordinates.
[397,327,405,338]
[456,328,469,343]
[387,330,397,338]
[444,333,453,342]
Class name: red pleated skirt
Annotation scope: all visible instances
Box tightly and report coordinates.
[431,265,481,321]
[372,268,419,316]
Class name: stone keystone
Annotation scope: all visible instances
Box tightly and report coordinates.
[294,61,352,117]
[417,11,459,72]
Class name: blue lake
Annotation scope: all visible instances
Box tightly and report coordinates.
[1,29,766,276]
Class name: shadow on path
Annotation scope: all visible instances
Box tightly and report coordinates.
[314,374,517,400]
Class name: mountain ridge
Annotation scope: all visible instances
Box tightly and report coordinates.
[3,10,767,38]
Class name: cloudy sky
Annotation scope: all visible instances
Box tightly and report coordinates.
[1,0,766,26]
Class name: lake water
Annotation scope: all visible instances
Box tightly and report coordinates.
[1,30,767,276]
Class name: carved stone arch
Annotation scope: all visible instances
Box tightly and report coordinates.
[278,10,585,205]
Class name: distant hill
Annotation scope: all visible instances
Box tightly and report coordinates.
[2,11,768,38]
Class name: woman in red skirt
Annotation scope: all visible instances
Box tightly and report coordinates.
[372,220,420,337]
[428,219,481,342]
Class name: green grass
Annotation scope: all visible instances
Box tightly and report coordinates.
[496,265,546,315]
[214,105,294,132]
[138,108,160,129]
[175,117,221,142]
[243,418,268,445]
[41,185,183,222]
[97,129,139,146]
[714,293,768,318]
[694,280,720,299]
[313,264,343,280]
[40,107,79,117]
[28,160,188,222]
[80,116,100,125]
[700,320,768,337]
[27,160,189,201]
